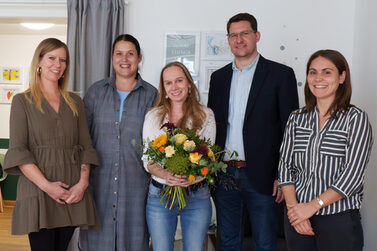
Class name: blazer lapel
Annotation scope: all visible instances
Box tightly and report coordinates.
[244,56,269,122]
[220,64,233,123]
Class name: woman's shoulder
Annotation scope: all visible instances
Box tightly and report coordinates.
[11,93,28,107]
[201,105,215,119]
[287,107,307,120]
[145,106,164,122]
[343,106,369,121]
[86,77,114,94]
[68,91,82,100]
[139,77,158,94]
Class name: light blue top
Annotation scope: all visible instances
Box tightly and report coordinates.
[117,89,130,122]
[224,54,260,161]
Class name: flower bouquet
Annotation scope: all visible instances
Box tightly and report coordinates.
[144,123,236,210]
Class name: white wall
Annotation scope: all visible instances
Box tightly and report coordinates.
[353,1,377,250]
[0,0,376,250]
[126,0,355,106]
[0,34,66,138]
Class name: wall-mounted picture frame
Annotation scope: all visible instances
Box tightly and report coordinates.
[1,66,23,84]
[164,32,200,76]
[201,32,232,61]
[199,61,228,93]
[0,85,23,103]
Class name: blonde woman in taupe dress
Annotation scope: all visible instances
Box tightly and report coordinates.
[4,38,99,251]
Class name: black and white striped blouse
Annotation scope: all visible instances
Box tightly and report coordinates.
[278,106,373,215]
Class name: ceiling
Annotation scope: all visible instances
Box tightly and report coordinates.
[0,17,66,35]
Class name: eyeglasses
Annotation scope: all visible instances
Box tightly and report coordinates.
[227,30,257,40]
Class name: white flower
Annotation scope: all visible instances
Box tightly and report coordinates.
[183,140,196,152]
[164,145,175,158]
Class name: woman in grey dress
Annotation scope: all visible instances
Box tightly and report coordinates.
[4,38,99,251]
[79,34,157,251]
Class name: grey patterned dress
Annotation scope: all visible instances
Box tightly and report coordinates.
[79,75,157,251]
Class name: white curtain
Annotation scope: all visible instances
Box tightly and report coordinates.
[67,0,125,95]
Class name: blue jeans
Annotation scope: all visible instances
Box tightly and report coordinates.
[146,182,212,251]
[213,167,278,251]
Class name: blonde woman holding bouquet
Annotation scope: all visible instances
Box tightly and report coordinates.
[142,62,216,251]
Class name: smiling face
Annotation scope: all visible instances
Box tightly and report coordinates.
[307,56,346,105]
[38,47,67,83]
[112,41,141,79]
[228,20,260,61]
[162,65,191,104]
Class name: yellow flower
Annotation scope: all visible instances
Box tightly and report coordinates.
[174,134,187,144]
[164,145,175,158]
[183,140,196,152]
[152,134,167,149]
[189,152,202,164]
[207,149,214,157]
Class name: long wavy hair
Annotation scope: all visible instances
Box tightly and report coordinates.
[154,62,206,131]
[25,38,77,116]
[303,49,352,117]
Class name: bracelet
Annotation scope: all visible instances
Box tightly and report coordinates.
[316,197,325,208]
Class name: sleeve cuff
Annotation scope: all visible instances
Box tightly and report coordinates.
[4,148,36,175]
[329,185,348,198]
[278,181,295,188]
[80,148,100,168]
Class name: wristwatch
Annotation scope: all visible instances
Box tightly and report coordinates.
[316,197,325,208]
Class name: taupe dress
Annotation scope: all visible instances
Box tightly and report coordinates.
[4,93,99,235]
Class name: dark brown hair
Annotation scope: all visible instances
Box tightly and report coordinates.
[303,49,352,117]
[227,13,258,34]
[112,34,140,56]
[154,62,206,131]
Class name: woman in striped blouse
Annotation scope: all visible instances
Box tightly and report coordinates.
[278,49,373,251]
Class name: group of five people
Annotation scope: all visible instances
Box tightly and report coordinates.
[4,12,372,251]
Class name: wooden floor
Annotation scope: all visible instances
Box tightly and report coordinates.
[0,201,30,251]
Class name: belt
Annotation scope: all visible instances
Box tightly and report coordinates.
[224,160,247,168]
[151,179,206,192]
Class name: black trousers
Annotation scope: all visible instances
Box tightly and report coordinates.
[284,208,363,251]
[28,226,76,251]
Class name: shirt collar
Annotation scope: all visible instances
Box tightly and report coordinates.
[232,53,260,72]
[105,74,145,92]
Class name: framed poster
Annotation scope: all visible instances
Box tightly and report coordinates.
[199,61,228,93]
[1,66,23,84]
[201,32,232,60]
[0,85,23,103]
[164,32,200,75]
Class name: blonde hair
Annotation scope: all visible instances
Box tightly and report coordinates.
[154,62,206,131]
[25,38,77,116]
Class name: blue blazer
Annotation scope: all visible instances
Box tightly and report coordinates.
[207,55,299,194]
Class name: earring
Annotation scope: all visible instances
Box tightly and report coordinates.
[188,88,191,95]
[165,95,168,99]
[37,67,41,74]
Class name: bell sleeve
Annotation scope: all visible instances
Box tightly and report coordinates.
[4,94,36,175]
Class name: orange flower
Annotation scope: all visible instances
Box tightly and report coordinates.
[152,134,167,149]
[159,147,165,152]
[188,175,196,182]
[195,133,199,137]
[201,167,209,176]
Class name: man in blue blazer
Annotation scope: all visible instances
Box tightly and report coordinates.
[208,13,299,251]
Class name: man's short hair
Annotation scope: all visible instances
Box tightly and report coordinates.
[227,13,258,34]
